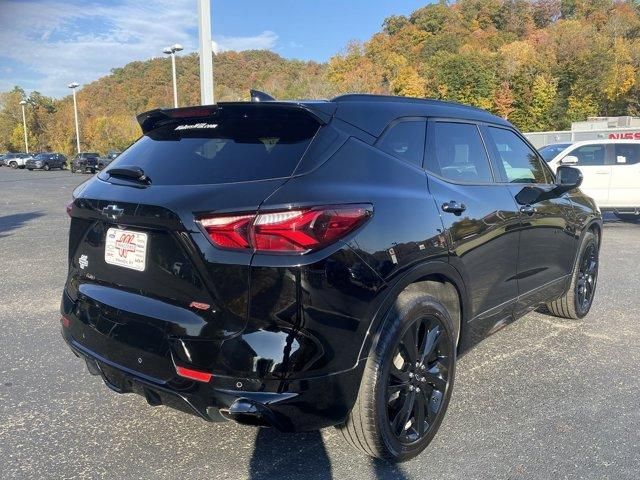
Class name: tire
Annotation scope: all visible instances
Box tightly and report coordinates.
[614,212,639,223]
[338,292,457,462]
[546,231,599,319]
[27,168,33,171]
[43,163,50,171]
[10,161,17,169]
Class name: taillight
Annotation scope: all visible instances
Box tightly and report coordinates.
[197,205,372,254]
[199,214,253,249]
[66,201,73,217]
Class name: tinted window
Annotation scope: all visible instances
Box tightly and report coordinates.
[377,120,425,167]
[104,110,319,185]
[486,127,547,183]
[427,122,493,183]
[568,145,606,166]
[539,143,571,161]
[614,144,640,165]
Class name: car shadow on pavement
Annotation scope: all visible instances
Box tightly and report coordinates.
[248,428,410,480]
[0,212,44,238]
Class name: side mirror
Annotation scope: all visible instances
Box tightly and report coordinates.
[555,165,583,193]
[560,155,578,165]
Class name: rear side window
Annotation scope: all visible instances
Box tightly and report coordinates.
[105,110,319,185]
[614,144,640,164]
[377,120,425,167]
[485,127,548,183]
[426,122,493,183]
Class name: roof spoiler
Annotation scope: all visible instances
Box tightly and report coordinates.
[136,101,335,134]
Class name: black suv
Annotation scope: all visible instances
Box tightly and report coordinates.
[26,152,67,171]
[61,95,601,461]
[70,152,100,173]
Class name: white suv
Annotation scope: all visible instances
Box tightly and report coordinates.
[545,139,640,221]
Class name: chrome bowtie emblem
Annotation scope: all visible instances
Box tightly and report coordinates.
[102,204,124,220]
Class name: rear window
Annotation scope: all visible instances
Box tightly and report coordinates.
[104,109,320,185]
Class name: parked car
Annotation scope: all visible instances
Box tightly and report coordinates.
[0,153,6,166]
[3,152,32,168]
[97,150,121,170]
[539,142,572,162]
[62,94,601,461]
[26,152,67,171]
[70,152,100,173]
[545,139,640,222]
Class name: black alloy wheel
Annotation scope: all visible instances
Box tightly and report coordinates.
[339,293,456,461]
[576,243,597,313]
[386,315,452,444]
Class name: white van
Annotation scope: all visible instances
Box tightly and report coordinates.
[545,140,640,221]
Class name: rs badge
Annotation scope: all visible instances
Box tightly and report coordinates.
[79,254,88,270]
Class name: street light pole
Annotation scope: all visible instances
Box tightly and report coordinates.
[198,0,214,105]
[163,44,183,108]
[19,100,29,154]
[68,82,81,154]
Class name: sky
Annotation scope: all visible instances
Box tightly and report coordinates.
[0,0,431,98]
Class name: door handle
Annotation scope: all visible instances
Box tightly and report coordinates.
[595,170,609,174]
[520,204,537,216]
[441,200,466,215]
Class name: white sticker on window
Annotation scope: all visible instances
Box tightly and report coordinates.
[175,123,218,131]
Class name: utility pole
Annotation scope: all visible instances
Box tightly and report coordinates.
[198,0,214,104]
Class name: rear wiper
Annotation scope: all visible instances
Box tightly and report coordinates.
[107,166,151,184]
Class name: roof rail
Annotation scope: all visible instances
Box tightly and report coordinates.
[331,93,488,112]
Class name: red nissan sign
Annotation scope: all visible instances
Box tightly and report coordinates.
[609,132,640,139]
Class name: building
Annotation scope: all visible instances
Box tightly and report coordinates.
[524,116,640,148]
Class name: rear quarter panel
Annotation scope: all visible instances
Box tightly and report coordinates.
[248,137,448,375]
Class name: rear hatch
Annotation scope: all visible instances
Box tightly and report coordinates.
[63,104,324,381]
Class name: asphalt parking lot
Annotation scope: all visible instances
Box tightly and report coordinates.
[0,166,638,479]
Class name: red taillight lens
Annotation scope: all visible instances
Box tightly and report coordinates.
[66,202,73,217]
[197,205,372,254]
[175,365,213,383]
[199,214,254,249]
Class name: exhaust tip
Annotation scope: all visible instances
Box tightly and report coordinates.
[85,358,101,376]
[220,398,274,428]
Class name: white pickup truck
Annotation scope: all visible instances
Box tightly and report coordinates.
[544,139,640,222]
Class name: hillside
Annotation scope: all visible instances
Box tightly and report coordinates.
[3,0,640,156]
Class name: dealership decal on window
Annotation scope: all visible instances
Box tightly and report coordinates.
[174,123,218,131]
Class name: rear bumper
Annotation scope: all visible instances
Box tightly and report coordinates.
[62,326,364,431]
[75,163,96,171]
